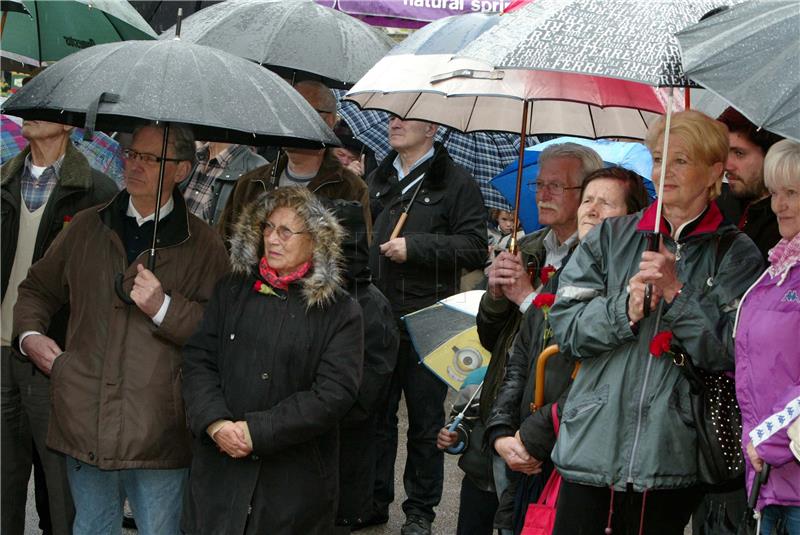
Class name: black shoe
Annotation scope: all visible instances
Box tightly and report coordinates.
[401,515,431,535]
[350,511,389,531]
[122,512,137,530]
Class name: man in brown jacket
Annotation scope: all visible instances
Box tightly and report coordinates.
[218,80,371,243]
[13,123,229,534]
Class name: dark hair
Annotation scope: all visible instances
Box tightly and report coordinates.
[581,166,650,214]
[717,107,783,155]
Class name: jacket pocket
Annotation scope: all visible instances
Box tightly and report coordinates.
[561,384,610,422]
[553,384,612,473]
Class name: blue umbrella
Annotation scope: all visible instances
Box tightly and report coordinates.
[491,137,655,233]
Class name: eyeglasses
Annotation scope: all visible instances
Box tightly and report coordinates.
[531,181,583,196]
[263,220,308,241]
[122,148,183,164]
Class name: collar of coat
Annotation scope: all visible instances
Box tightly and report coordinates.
[227,189,345,308]
[372,142,452,191]
[636,200,723,240]
[1,142,94,190]
[97,187,192,249]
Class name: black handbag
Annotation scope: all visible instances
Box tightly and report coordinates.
[672,349,745,485]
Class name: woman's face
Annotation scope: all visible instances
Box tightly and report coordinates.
[263,207,314,276]
[770,182,800,240]
[577,178,629,240]
[651,136,722,216]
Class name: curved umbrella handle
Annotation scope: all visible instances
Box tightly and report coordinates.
[531,344,560,413]
[114,273,135,305]
[445,414,466,454]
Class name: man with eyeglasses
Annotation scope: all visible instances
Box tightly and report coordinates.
[12,122,229,534]
[1,114,118,535]
[218,80,371,244]
[475,142,602,533]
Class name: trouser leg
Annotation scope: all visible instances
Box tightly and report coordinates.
[372,346,405,518]
[456,476,498,535]
[66,456,124,535]
[122,467,188,535]
[1,347,31,535]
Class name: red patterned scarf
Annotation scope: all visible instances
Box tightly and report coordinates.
[258,257,312,291]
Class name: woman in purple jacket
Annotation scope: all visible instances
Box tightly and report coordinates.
[734,139,800,535]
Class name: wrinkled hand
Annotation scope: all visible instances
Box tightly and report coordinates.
[213,421,252,459]
[746,441,764,473]
[20,334,63,375]
[627,271,662,325]
[494,435,542,475]
[487,252,533,305]
[379,237,407,263]
[131,264,165,318]
[436,427,459,450]
[345,156,364,177]
[638,242,682,303]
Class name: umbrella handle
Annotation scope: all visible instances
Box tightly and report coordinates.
[114,273,135,305]
[642,232,660,318]
[446,414,466,454]
[532,345,560,412]
[748,463,771,510]
[389,213,408,240]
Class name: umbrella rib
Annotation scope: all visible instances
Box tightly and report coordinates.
[33,1,42,66]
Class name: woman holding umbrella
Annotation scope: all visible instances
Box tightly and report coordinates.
[180,187,364,535]
[548,111,764,535]
[734,139,800,535]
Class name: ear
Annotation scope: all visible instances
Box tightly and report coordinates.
[174,160,192,184]
[425,123,437,139]
[710,161,724,184]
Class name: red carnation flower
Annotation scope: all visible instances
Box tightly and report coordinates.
[650,331,673,357]
[533,293,556,309]
[63,215,73,222]
[253,280,263,292]
[540,265,557,286]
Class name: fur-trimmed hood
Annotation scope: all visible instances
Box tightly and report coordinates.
[228,187,345,308]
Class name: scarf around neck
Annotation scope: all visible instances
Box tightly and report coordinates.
[258,256,312,291]
[767,232,800,286]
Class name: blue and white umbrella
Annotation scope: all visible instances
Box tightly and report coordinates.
[491,137,655,233]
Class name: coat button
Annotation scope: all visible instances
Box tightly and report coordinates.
[230,334,235,340]
[424,197,430,203]
[251,454,259,461]
[375,191,381,197]
[261,372,270,380]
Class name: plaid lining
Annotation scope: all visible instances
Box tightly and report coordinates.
[183,144,237,221]
[21,154,62,211]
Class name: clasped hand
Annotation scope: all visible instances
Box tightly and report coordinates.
[213,421,252,458]
[487,251,533,305]
[627,241,682,324]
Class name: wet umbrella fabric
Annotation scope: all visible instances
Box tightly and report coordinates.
[403,290,492,391]
[677,0,800,142]
[1,39,340,148]
[491,137,655,233]
[1,0,156,67]
[338,98,525,211]
[458,0,733,87]
[160,0,394,88]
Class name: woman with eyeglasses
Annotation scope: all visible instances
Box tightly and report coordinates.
[180,187,364,535]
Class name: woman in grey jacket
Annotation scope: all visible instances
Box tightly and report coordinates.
[549,111,764,535]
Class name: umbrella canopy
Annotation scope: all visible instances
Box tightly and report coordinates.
[677,0,800,142]
[0,0,28,14]
[491,137,655,233]
[458,0,734,87]
[403,290,491,391]
[1,0,156,67]
[346,13,666,139]
[1,39,340,149]
[160,0,395,89]
[339,98,525,211]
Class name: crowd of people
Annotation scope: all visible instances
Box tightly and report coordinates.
[1,68,799,535]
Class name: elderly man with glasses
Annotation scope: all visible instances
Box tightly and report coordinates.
[12,122,229,534]
[475,142,603,534]
[219,80,371,244]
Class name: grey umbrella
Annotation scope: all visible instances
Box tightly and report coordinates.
[159,0,395,88]
[677,0,800,142]
[2,37,339,301]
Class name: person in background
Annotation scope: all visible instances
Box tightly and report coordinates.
[181,141,266,227]
[487,208,524,261]
[1,112,117,535]
[181,187,363,535]
[549,111,763,535]
[734,139,800,535]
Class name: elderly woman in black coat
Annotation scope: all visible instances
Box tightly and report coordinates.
[181,187,364,535]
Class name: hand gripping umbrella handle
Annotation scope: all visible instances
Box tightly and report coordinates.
[643,232,660,318]
[445,415,466,454]
[389,178,425,240]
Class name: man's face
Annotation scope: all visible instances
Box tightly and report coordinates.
[725,132,767,200]
[535,157,583,230]
[388,117,434,153]
[284,84,336,158]
[124,126,189,204]
[21,120,71,143]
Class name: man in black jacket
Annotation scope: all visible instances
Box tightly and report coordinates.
[367,116,487,535]
[1,118,117,535]
[718,107,783,260]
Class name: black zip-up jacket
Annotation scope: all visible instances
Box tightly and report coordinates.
[1,143,117,347]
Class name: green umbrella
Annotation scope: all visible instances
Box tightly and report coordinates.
[1,0,156,67]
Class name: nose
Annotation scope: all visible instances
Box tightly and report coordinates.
[389,116,403,128]
[584,200,599,216]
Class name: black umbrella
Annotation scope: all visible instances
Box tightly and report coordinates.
[0,0,29,14]
[2,37,340,303]
[159,0,395,88]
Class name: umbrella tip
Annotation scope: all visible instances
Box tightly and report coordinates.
[174,8,183,40]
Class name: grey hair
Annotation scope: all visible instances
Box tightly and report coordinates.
[538,142,604,186]
[764,139,800,191]
[132,122,196,163]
